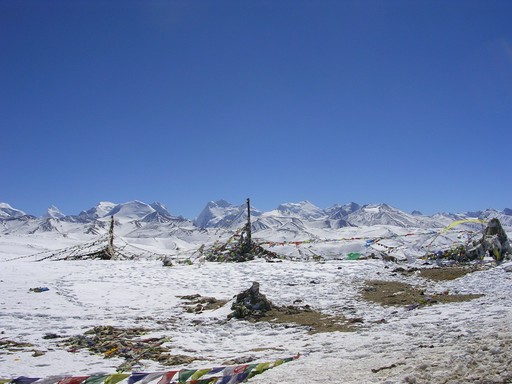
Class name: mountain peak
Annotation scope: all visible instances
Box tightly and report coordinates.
[0,203,26,219]
[207,199,233,208]
[79,201,117,220]
[274,201,324,220]
[44,205,65,219]
[150,202,172,217]
[107,201,156,221]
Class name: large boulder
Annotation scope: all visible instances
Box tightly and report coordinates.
[465,218,511,263]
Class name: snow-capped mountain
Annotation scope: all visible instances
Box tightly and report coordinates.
[78,202,118,221]
[43,205,65,219]
[1,199,511,239]
[0,203,27,219]
[149,202,172,217]
[270,201,325,220]
[344,203,430,227]
[325,202,359,219]
[1,199,511,262]
[194,200,261,229]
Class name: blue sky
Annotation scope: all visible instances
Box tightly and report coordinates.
[1,0,511,219]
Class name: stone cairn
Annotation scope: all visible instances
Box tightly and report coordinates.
[204,199,282,263]
[228,282,274,320]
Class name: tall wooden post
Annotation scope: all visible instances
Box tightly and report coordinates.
[106,215,115,259]
[246,198,252,245]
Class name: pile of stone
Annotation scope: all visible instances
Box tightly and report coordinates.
[228,282,274,320]
[204,233,282,263]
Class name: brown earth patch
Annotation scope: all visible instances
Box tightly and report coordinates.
[258,306,359,334]
[418,266,476,281]
[393,266,478,281]
[362,280,483,308]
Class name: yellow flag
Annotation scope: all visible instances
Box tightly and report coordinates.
[104,374,129,384]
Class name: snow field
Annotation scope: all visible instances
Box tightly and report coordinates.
[1,255,511,383]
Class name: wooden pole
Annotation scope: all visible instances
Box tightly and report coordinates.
[107,215,115,258]
[246,198,252,245]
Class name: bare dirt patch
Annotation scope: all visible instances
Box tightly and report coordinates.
[392,266,479,281]
[258,306,359,334]
[418,266,477,281]
[362,280,483,308]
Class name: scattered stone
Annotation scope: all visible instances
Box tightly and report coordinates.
[0,339,34,352]
[179,294,228,313]
[371,363,397,373]
[222,355,257,365]
[42,333,62,339]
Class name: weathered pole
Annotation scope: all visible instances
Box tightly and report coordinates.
[107,215,115,258]
[246,198,252,246]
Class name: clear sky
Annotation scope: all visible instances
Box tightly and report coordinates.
[1,0,511,219]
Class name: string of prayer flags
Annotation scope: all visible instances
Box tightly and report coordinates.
[2,354,299,384]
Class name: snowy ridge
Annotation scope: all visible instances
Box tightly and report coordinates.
[1,199,510,238]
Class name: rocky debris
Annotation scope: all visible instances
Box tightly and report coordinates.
[0,338,34,353]
[59,325,196,371]
[0,338,45,357]
[179,294,228,313]
[42,333,63,339]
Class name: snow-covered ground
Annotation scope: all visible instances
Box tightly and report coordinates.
[1,232,511,383]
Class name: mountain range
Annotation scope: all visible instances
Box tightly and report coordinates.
[1,200,511,238]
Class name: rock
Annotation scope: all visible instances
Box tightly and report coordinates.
[43,333,62,339]
[162,256,173,267]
